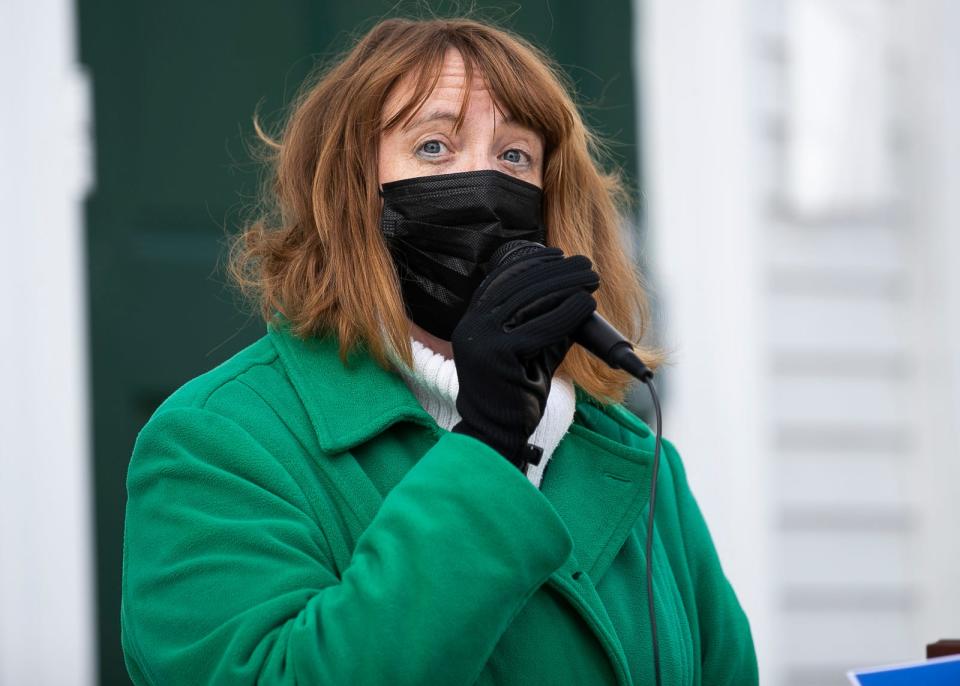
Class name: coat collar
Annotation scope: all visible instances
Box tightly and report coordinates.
[268,319,437,453]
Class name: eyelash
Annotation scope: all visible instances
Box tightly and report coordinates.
[416,139,533,166]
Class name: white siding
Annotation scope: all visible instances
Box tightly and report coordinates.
[763,2,918,682]
[638,0,960,683]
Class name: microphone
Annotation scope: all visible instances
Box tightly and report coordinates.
[486,240,653,382]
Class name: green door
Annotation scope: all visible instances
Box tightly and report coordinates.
[78,3,639,683]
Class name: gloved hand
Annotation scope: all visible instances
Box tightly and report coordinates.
[451,247,600,471]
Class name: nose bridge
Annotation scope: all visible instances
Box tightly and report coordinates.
[455,120,499,173]
[459,150,492,172]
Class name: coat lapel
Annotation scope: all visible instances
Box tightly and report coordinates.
[543,416,655,580]
[267,321,433,530]
[541,413,656,686]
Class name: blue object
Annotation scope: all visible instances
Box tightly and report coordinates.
[849,654,960,685]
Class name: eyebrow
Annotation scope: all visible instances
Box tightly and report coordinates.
[402,110,457,132]
[401,108,521,133]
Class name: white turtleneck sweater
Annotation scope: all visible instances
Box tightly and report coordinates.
[396,338,576,489]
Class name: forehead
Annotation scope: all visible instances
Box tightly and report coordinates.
[382,48,514,128]
[428,49,482,91]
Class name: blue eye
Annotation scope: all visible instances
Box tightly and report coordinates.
[502,149,530,165]
[417,140,446,156]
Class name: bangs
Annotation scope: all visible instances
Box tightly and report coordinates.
[379,31,565,151]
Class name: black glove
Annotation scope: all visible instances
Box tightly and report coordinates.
[451,247,600,471]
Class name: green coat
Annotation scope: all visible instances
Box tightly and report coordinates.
[121,321,757,685]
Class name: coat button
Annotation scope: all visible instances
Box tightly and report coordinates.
[571,571,582,580]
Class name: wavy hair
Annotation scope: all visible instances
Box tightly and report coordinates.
[228,15,662,404]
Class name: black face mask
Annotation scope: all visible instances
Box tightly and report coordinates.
[379,169,547,340]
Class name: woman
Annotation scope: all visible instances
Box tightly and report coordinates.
[120,16,758,686]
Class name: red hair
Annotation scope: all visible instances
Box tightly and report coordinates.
[228,16,662,403]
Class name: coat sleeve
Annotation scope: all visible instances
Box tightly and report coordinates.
[662,438,759,686]
[121,406,574,686]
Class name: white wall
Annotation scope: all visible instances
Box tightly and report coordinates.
[900,0,960,651]
[637,0,960,684]
[0,1,96,685]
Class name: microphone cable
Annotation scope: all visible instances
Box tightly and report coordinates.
[608,347,663,686]
[643,374,663,686]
